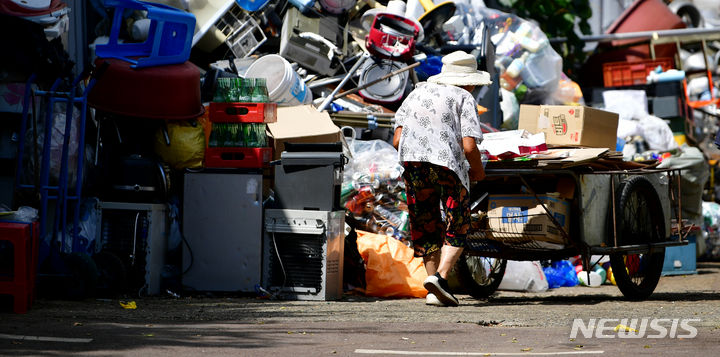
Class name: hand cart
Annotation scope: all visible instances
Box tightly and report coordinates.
[458,165,691,301]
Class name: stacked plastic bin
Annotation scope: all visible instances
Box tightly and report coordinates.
[205,78,277,168]
[0,222,39,313]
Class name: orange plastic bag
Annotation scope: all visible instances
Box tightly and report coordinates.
[356,230,428,298]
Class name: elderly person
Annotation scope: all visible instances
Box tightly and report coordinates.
[393,51,491,306]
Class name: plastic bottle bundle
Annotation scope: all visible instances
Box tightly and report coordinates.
[213,77,269,103]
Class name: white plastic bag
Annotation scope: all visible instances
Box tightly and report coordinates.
[498,260,549,292]
[638,114,679,151]
[602,90,648,121]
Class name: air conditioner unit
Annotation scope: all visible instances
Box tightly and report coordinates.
[263,209,344,301]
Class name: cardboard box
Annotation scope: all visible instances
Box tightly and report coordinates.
[487,193,570,244]
[267,105,343,160]
[519,105,619,150]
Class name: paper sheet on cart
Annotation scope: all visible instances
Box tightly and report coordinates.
[528,148,609,163]
[479,130,547,157]
[529,148,609,163]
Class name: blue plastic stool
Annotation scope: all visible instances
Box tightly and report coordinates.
[95,0,195,68]
[236,0,270,12]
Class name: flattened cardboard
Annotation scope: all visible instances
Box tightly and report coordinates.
[266,105,343,160]
[519,105,619,151]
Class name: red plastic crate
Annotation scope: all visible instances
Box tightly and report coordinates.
[208,102,277,123]
[0,222,39,314]
[205,147,272,168]
[602,58,675,87]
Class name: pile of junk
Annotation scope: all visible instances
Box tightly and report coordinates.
[6,0,720,306]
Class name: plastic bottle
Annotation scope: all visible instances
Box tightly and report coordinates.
[514,22,533,38]
[500,52,529,91]
[250,77,269,103]
[518,36,545,52]
[345,187,375,216]
[374,205,406,228]
[505,52,529,78]
[208,123,220,147]
[237,77,252,102]
[224,123,239,147]
[214,77,233,102]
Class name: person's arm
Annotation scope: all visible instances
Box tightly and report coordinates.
[463,136,485,182]
[393,126,403,150]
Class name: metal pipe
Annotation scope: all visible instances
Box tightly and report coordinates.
[317,53,370,112]
[331,111,396,118]
[549,27,720,44]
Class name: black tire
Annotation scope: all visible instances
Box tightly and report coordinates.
[609,176,666,300]
[62,252,100,300]
[455,255,506,299]
[93,251,128,298]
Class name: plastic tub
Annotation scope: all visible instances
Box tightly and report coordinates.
[88,58,203,120]
[244,54,312,106]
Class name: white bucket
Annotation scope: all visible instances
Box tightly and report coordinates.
[244,54,312,106]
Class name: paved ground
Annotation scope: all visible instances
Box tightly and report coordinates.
[1,262,719,356]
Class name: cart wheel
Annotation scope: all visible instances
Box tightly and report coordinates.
[456,255,506,299]
[610,176,666,300]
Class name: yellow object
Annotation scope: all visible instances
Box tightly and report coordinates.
[120,301,137,309]
[607,267,616,285]
[477,104,488,115]
[154,118,206,169]
[673,134,687,147]
[614,324,637,333]
[356,230,428,298]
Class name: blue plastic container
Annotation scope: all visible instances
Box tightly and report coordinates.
[236,0,270,12]
[288,0,315,14]
[95,0,195,68]
[662,234,697,276]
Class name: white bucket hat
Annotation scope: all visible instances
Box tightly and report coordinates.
[427,51,492,86]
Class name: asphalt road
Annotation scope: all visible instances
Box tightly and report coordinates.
[1,262,719,356]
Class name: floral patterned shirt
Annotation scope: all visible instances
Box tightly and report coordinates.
[394,82,482,190]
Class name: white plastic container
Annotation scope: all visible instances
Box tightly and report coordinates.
[244,54,313,106]
[577,270,602,287]
[498,260,549,292]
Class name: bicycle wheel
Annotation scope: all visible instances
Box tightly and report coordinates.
[456,255,506,299]
[609,176,666,300]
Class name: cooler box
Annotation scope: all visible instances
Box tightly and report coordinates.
[662,234,697,276]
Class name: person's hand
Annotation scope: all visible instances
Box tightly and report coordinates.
[469,166,485,182]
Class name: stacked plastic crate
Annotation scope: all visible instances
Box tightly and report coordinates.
[205,77,277,168]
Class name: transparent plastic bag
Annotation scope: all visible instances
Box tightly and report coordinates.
[442,3,563,104]
[344,139,403,190]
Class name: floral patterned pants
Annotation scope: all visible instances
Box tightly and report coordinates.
[402,162,470,257]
